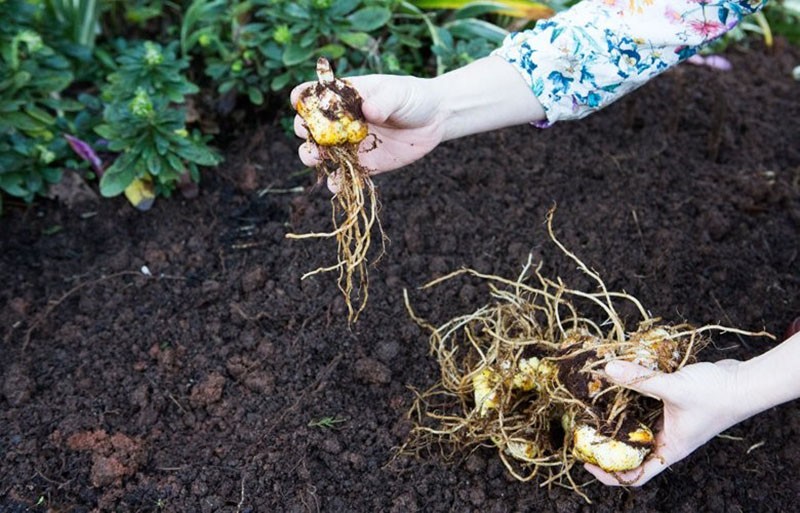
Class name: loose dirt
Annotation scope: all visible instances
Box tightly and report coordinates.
[2,43,799,512]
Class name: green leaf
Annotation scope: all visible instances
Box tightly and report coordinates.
[247,86,264,104]
[316,44,346,59]
[339,31,373,50]
[41,166,63,184]
[154,133,170,155]
[327,0,360,17]
[283,43,316,66]
[284,3,311,19]
[146,148,163,175]
[270,72,292,91]
[348,7,392,31]
[394,32,424,48]
[167,153,183,173]
[175,142,219,167]
[44,98,85,112]
[2,112,46,132]
[299,30,318,48]
[12,71,32,89]
[24,106,56,126]
[445,19,508,44]
[100,154,137,197]
[94,124,117,141]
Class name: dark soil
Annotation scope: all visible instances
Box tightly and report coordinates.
[2,43,799,513]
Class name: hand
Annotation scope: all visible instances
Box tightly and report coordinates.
[585,359,745,486]
[290,57,547,191]
[291,74,446,183]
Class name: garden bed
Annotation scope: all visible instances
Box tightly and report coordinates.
[2,44,799,512]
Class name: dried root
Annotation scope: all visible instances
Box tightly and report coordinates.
[399,209,771,501]
[287,58,385,323]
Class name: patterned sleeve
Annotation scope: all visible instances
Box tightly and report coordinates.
[492,0,768,125]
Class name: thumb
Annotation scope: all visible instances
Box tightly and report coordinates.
[604,360,672,400]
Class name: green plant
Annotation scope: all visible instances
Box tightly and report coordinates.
[45,0,103,49]
[96,41,220,201]
[0,2,79,207]
[407,0,555,73]
[708,0,800,52]
[183,0,400,103]
[308,416,348,429]
[763,0,800,46]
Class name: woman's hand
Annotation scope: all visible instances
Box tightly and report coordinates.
[585,359,745,486]
[291,74,446,179]
[589,327,800,486]
[291,56,547,190]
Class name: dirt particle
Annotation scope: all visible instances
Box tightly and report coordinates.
[321,437,342,454]
[375,339,399,362]
[468,486,486,507]
[143,245,168,265]
[238,162,260,192]
[66,430,146,487]
[106,248,131,271]
[243,371,275,394]
[191,479,209,496]
[201,280,221,299]
[257,339,275,359]
[225,355,251,378]
[390,490,418,513]
[241,267,267,293]
[91,456,128,487]
[128,383,149,409]
[8,297,29,316]
[459,284,477,306]
[354,357,392,385]
[465,453,486,474]
[343,451,366,470]
[189,372,226,407]
[3,363,34,406]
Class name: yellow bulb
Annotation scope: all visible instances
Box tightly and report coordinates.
[295,58,368,147]
[572,424,652,472]
[473,368,501,416]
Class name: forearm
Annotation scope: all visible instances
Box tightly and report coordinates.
[735,332,800,421]
[430,56,546,141]
[493,0,768,124]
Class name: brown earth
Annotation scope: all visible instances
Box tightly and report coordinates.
[2,43,799,512]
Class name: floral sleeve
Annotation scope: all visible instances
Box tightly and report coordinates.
[492,0,767,125]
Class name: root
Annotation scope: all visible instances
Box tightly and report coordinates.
[399,212,772,501]
[287,144,386,323]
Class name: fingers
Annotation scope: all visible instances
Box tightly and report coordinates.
[297,144,340,194]
[603,361,670,400]
[290,82,313,108]
[294,115,309,139]
[298,142,319,168]
[326,173,341,194]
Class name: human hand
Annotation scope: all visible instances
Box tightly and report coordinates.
[584,358,746,486]
[291,74,446,186]
[291,57,547,191]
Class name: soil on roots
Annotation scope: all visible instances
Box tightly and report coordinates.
[1,44,799,512]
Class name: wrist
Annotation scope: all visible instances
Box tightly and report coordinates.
[430,56,546,142]
[734,333,800,421]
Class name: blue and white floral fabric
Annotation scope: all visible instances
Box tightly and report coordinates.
[492,0,767,125]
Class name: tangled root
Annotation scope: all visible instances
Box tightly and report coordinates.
[287,58,385,323]
[398,209,771,501]
[288,143,383,323]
